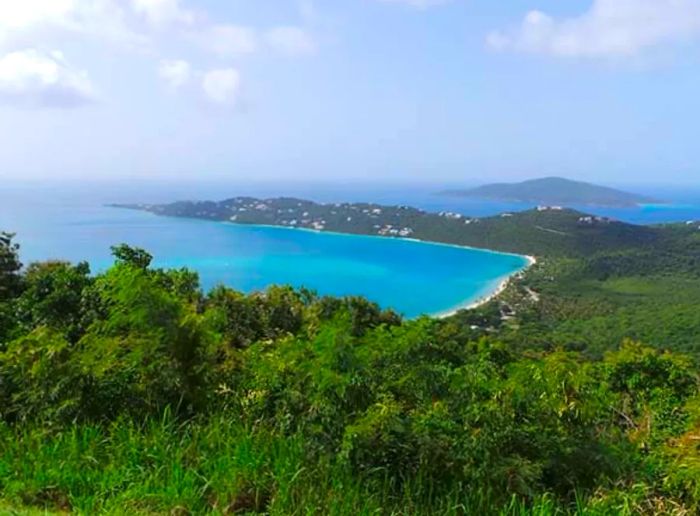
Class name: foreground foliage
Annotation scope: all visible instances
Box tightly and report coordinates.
[1,235,699,514]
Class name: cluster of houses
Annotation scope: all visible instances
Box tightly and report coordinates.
[225,199,331,230]
[335,204,384,216]
[439,211,463,219]
[222,198,424,236]
[376,225,414,237]
[578,215,612,225]
[276,218,327,230]
[437,211,483,225]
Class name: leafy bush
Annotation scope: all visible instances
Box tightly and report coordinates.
[1,241,699,514]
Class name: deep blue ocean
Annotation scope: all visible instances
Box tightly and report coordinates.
[2,180,699,318]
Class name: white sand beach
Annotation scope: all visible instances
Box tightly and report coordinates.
[434,255,537,318]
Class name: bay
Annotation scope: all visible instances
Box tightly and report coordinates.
[4,179,699,318]
[1,184,528,318]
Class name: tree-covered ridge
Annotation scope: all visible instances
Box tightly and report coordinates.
[115,197,700,259]
[1,235,700,514]
[446,217,700,359]
[440,177,659,207]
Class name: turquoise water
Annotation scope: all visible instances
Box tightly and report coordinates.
[1,192,528,318]
[8,180,698,317]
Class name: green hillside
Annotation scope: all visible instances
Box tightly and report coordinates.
[1,234,700,514]
[116,197,666,258]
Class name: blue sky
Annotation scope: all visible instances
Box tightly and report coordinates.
[1,0,699,185]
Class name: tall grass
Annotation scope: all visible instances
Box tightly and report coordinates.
[1,414,382,514]
[1,414,669,515]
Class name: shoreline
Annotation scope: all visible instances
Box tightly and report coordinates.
[224,221,530,261]
[239,219,538,318]
[432,254,537,319]
[110,207,538,319]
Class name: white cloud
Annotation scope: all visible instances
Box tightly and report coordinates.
[160,63,242,109]
[201,68,241,107]
[191,25,316,59]
[488,0,700,59]
[0,0,75,31]
[158,59,191,88]
[265,27,316,56]
[1,0,318,60]
[193,25,316,58]
[377,0,452,8]
[131,0,195,28]
[0,48,96,107]
[194,24,257,57]
[0,0,317,111]
[0,0,146,49]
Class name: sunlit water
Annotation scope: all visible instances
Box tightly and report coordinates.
[0,185,529,318]
[3,181,699,317]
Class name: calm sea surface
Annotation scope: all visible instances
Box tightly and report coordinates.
[2,180,699,318]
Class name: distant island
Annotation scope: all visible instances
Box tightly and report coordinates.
[440,177,659,207]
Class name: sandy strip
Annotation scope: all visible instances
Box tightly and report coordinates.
[434,255,537,319]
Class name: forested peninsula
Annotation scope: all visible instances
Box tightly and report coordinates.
[114,196,671,257]
[2,197,700,513]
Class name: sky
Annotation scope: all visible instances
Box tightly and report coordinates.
[1,0,700,186]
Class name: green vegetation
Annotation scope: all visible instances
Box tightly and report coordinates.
[493,266,700,357]
[454,220,700,358]
[440,177,658,207]
[2,231,700,514]
[119,197,700,357]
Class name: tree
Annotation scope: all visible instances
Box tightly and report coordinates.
[110,244,152,269]
[0,232,22,301]
[15,261,92,342]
